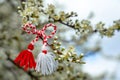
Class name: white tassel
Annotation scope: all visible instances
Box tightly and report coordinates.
[35,52,58,75]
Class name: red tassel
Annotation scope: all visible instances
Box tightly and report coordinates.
[14,43,36,70]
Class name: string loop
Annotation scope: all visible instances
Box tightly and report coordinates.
[22,23,57,46]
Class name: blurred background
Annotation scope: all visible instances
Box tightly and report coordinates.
[0,0,120,80]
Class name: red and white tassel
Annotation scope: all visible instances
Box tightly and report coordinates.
[14,23,58,74]
[35,23,58,75]
[14,23,38,70]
